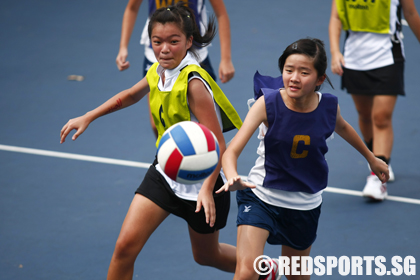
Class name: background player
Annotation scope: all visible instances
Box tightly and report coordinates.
[329,0,420,200]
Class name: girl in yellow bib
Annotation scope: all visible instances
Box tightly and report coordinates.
[329,0,420,201]
[60,3,241,279]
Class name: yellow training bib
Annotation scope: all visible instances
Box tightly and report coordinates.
[336,0,391,34]
[146,63,242,147]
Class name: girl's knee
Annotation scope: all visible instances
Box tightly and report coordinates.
[232,256,259,279]
[358,114,372,125]
[372,112,392,129]
[192,249,214,266]
[113,236,140,261]
[235,264,257,280]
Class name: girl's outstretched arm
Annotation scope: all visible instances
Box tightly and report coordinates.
[60,77,150,143]
[334,104,389,183]
[220,96,268,190]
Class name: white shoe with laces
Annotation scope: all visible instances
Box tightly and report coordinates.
[362,172,388,201]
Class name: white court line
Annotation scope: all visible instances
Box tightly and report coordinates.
[1,144,420,205]
[0,144,150,169]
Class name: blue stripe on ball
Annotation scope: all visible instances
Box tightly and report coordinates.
[157,132,170,152]
[170,125,195,156]
[178,163,218,181]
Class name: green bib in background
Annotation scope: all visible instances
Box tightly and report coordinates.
[336,0,391,34]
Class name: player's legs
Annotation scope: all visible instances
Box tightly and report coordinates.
[371,95,397,160]
[353,95,396,199]
[107,194,169,280]
[281,245,312,280]
[351,94,374,143]
[233,224,270,280]
[188,226,236,272]
[352,94,397,160]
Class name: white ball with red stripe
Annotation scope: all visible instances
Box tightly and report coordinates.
[157,121,220,184]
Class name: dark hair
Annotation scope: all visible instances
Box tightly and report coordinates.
[148,2,216,60]
[278,38,334,91]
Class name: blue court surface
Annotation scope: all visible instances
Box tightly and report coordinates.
[1,0,419,279]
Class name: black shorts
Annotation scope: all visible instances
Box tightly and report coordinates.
[341,61,405,96]
[135,160,230,234]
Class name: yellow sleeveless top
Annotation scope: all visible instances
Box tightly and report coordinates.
[146,63,242,147]
[336,0,391,34]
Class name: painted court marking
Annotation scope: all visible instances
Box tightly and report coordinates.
[1,144,419,205]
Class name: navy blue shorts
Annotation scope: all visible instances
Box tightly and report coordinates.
[143,56,217,81]
[236,188,321,250]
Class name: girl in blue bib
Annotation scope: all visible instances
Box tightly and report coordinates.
[218,38,389,280]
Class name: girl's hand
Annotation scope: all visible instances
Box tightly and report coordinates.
[218,59,235,83]
[60,115,91,144]
[116,48,130,71]
[331,51,345,76]
[216,176,256,193]
[369,157,390,183]
[196,188,216,227]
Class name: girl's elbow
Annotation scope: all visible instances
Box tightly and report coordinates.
[334,125,346,136]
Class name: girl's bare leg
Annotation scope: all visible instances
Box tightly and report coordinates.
[107,194,169,280]
[188,226,236,272]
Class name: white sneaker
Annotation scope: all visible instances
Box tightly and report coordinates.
[362,173,388,201]
[388,164,395,182]
[258,258,282,280]
[368,163,395,182]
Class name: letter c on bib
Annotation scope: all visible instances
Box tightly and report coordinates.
[291,135,310,159]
